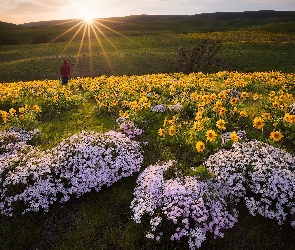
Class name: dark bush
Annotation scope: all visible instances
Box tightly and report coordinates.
[173,39,223,74]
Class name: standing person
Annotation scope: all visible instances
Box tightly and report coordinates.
[60,60,71,85]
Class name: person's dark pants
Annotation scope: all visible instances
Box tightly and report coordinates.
[62,77,69,85]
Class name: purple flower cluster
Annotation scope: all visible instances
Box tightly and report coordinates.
[0,127,40,158]
[151,104,166,113]
[0,129,143,216]
[131,140,295,249]
[205,140,295,227]
[289,103,295,115]
[130,161,238,249]
[116,116,144,138]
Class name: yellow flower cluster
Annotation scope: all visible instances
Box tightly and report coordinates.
[0,71,294,150]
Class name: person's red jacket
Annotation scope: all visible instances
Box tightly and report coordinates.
[60,60,71,77]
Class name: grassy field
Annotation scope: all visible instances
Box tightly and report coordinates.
[0,11,295,250]
[0,11,295,83]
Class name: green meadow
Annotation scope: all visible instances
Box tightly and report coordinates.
[0,11,295,250]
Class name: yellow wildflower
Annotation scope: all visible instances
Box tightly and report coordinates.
[270,131,284,142]
[261,112,271,120]
[252,94,259,101]
[193,121,204,131]
[19,107,25,113]
[240,111,248,117]
[196,141,205,153]
[9,108,16,115]
[284,113,295,124]
[253,117,265,130]
[218,107,227,116]
[168,126,176,136]
[272,101,280,109]
[32,105,42,112]
[158,128,166,137]
[230,131,239,142]
[206,129,217,142]
[230,98,238,105]
[240,92,249,100]
[216,119,226,130]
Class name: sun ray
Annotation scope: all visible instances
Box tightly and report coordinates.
[90,23,114,74]
[92,22,119,51]
[93,20,135,43]
[73,23,88,76]
[51,20,84,44]
[59,22,85,56]
[87,23,93,76]
[32,14,141,79]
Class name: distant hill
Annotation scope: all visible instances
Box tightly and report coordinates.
[21,10,295,27]
[1,10,294,45]
[0,21,26,30]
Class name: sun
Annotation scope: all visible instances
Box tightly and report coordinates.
[84,16,94,23]
[81,10,96,23]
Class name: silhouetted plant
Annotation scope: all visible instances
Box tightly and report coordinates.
[173,39,223,74]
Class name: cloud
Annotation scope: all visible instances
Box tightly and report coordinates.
[10,2,57,14]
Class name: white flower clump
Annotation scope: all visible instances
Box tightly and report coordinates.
[205,140,295,227]
[151,104,166,113]
[0,127,40,158]
[289,103,295,115]
[116,116,144,138]
[0,130,143,216]
[168,103,182,112]
[131,140,295,249]
[131,161,238,250]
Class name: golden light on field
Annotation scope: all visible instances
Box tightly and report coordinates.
[44,12,133,77]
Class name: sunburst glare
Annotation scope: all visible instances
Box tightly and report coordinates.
[40,14,135,78]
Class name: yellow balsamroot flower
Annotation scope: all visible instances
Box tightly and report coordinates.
[218,91,227,99]
[32,105,42,112]
[210,93,217,101]
[280,103,288,111]
[272,101,280,109]
[270,131,284,142]
[240,92,249,100]
[168,125,176,136]
[283,113,295,124]
[214,101,223,110]
[1,96,7,101]
[198,107,205,113]
[119,110,128,117]
[230,98,239,105]
[19,107,26,113]
[253,117,265,130]
[133,104,141,112]
[206,129,217,142]
[19,114,25,120]
[196,141,205,153]
[158,128,166,137]
[193,121,204,131]
[252,94,259,101]
[9,108,16,115]
[218,107,227,116]
[230,131,239,142]
[240,110,248,117]
[216,119,226,130]
[269,91,276,97]
[195,112,203,121]
[0,110,9,123]
[261,112,271,120]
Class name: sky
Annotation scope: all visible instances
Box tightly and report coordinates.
[0,0,295,25]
